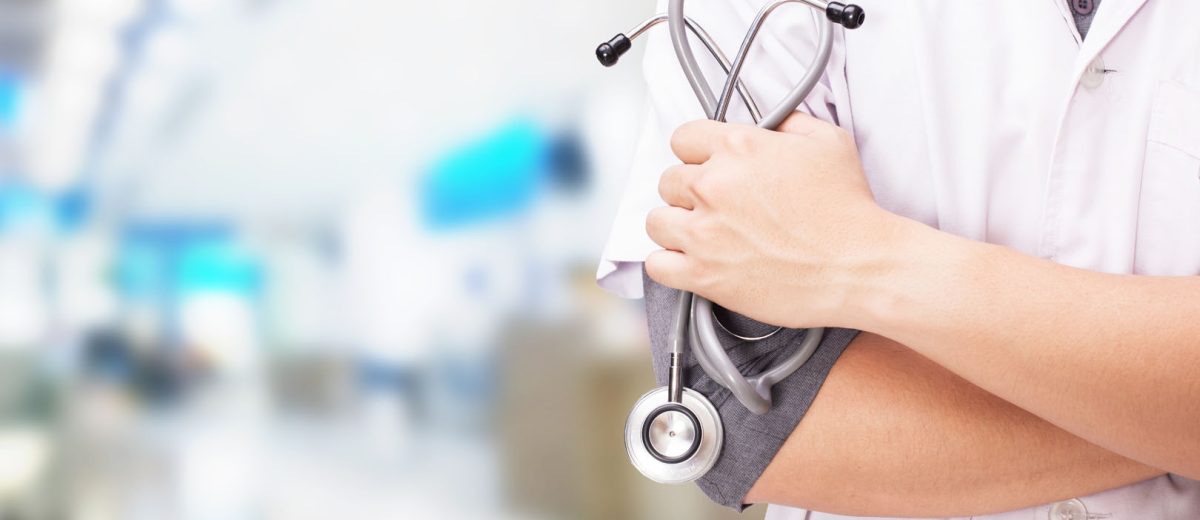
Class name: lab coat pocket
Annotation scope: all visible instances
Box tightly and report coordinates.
[1135,81,1200,276]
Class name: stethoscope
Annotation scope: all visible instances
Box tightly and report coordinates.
[595,0,865,484]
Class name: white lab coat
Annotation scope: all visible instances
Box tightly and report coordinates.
[597,0,1200,517]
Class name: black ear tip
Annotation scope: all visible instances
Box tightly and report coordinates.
[827,2,866,29]
[596,43,618,67]
[595,34,632,67]
[843,4,865,29]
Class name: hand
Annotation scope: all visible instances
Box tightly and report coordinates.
[644,112,901,329]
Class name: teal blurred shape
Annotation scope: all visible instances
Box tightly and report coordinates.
[117,222,261,300]
[177,240,262,295]
[419,119,551,231]
[0,71,18,129]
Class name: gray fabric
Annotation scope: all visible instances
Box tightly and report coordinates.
[643,270,858,511]
[1069,0,1102,39]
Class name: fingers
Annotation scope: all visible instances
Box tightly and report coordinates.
[644,249,695,292]
[776,110,828,137]
[658,164,702,209]
[645,205,702,292]
[670,119,725,164]
[645,205,693,252]
[672,117,822,165]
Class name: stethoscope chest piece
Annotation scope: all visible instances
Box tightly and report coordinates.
[625,386,723,484]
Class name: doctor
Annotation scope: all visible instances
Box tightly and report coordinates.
[599,0,1200,518]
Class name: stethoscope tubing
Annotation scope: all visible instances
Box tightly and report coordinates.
[669,0,834,127]
[625,15,764,123]
[664,0,833,414]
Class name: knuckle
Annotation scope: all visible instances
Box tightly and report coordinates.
[645,208,672,242]
[646,251,681,285]
[692,215,718,238]
[669,127,685,155]
[718,128,755,154]
[644,251,665,279]
[690,261,716,290]
[670,120,702,155]
[657,168,675,200]
[660,165,695,205]
[690,170,722,204]
[691,216,725,248]
[677,215,700,243]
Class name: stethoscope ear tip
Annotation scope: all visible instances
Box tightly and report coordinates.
[826,2,866,29]
[595,34,632,67]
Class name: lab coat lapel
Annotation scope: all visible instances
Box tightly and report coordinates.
[1071,0,1150,79]
[1049,0,1084,45]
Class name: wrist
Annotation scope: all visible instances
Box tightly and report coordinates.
[845,213,984,336]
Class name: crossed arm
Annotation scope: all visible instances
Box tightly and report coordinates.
[641,115,1199,513]
[744,332,1160,516]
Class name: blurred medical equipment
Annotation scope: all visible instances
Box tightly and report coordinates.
[595,0,864,483]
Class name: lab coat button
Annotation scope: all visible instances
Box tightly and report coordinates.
[1081,57,1106,89]
[1049,498,1088,520]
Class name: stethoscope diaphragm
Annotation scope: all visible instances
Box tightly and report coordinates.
[624,386,723,484]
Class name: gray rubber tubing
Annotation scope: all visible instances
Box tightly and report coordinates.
[664,0,833,414]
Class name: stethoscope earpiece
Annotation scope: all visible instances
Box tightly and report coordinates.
[826,2,865,29]
[595,34,632,67]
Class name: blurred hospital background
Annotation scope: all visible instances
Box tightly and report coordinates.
[0,0,761,518]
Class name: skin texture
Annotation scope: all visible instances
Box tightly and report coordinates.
[743,333,1159,516]
[644,113,1200,510]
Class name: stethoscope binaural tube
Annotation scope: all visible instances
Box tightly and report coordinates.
[597,15,764,123]
[601,0,864,484]
[668,0,862,126]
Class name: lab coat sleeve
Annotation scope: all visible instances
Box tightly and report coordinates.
[596,0,852,298]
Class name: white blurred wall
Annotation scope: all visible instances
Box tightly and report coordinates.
[93,0,650,226]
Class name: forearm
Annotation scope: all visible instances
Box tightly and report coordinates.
[854,217,1200,478]
[745,333,1160,517]
[643,116,1196,501]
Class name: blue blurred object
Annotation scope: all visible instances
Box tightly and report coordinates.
[0,182,94,234]
[118,222,261,298]
[116,222,262,348]
[0,182,43,231]
[177,240,262,295]
[547,129,590,193]
[419,119,551,230]
[54,187,92,233]
[0,71,20,129]
[117,222,229,300]
[117,239,167,301]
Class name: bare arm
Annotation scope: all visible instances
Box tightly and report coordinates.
[647,116,1200,479]
[744,333,1161,517]
[853,227,1200,478]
